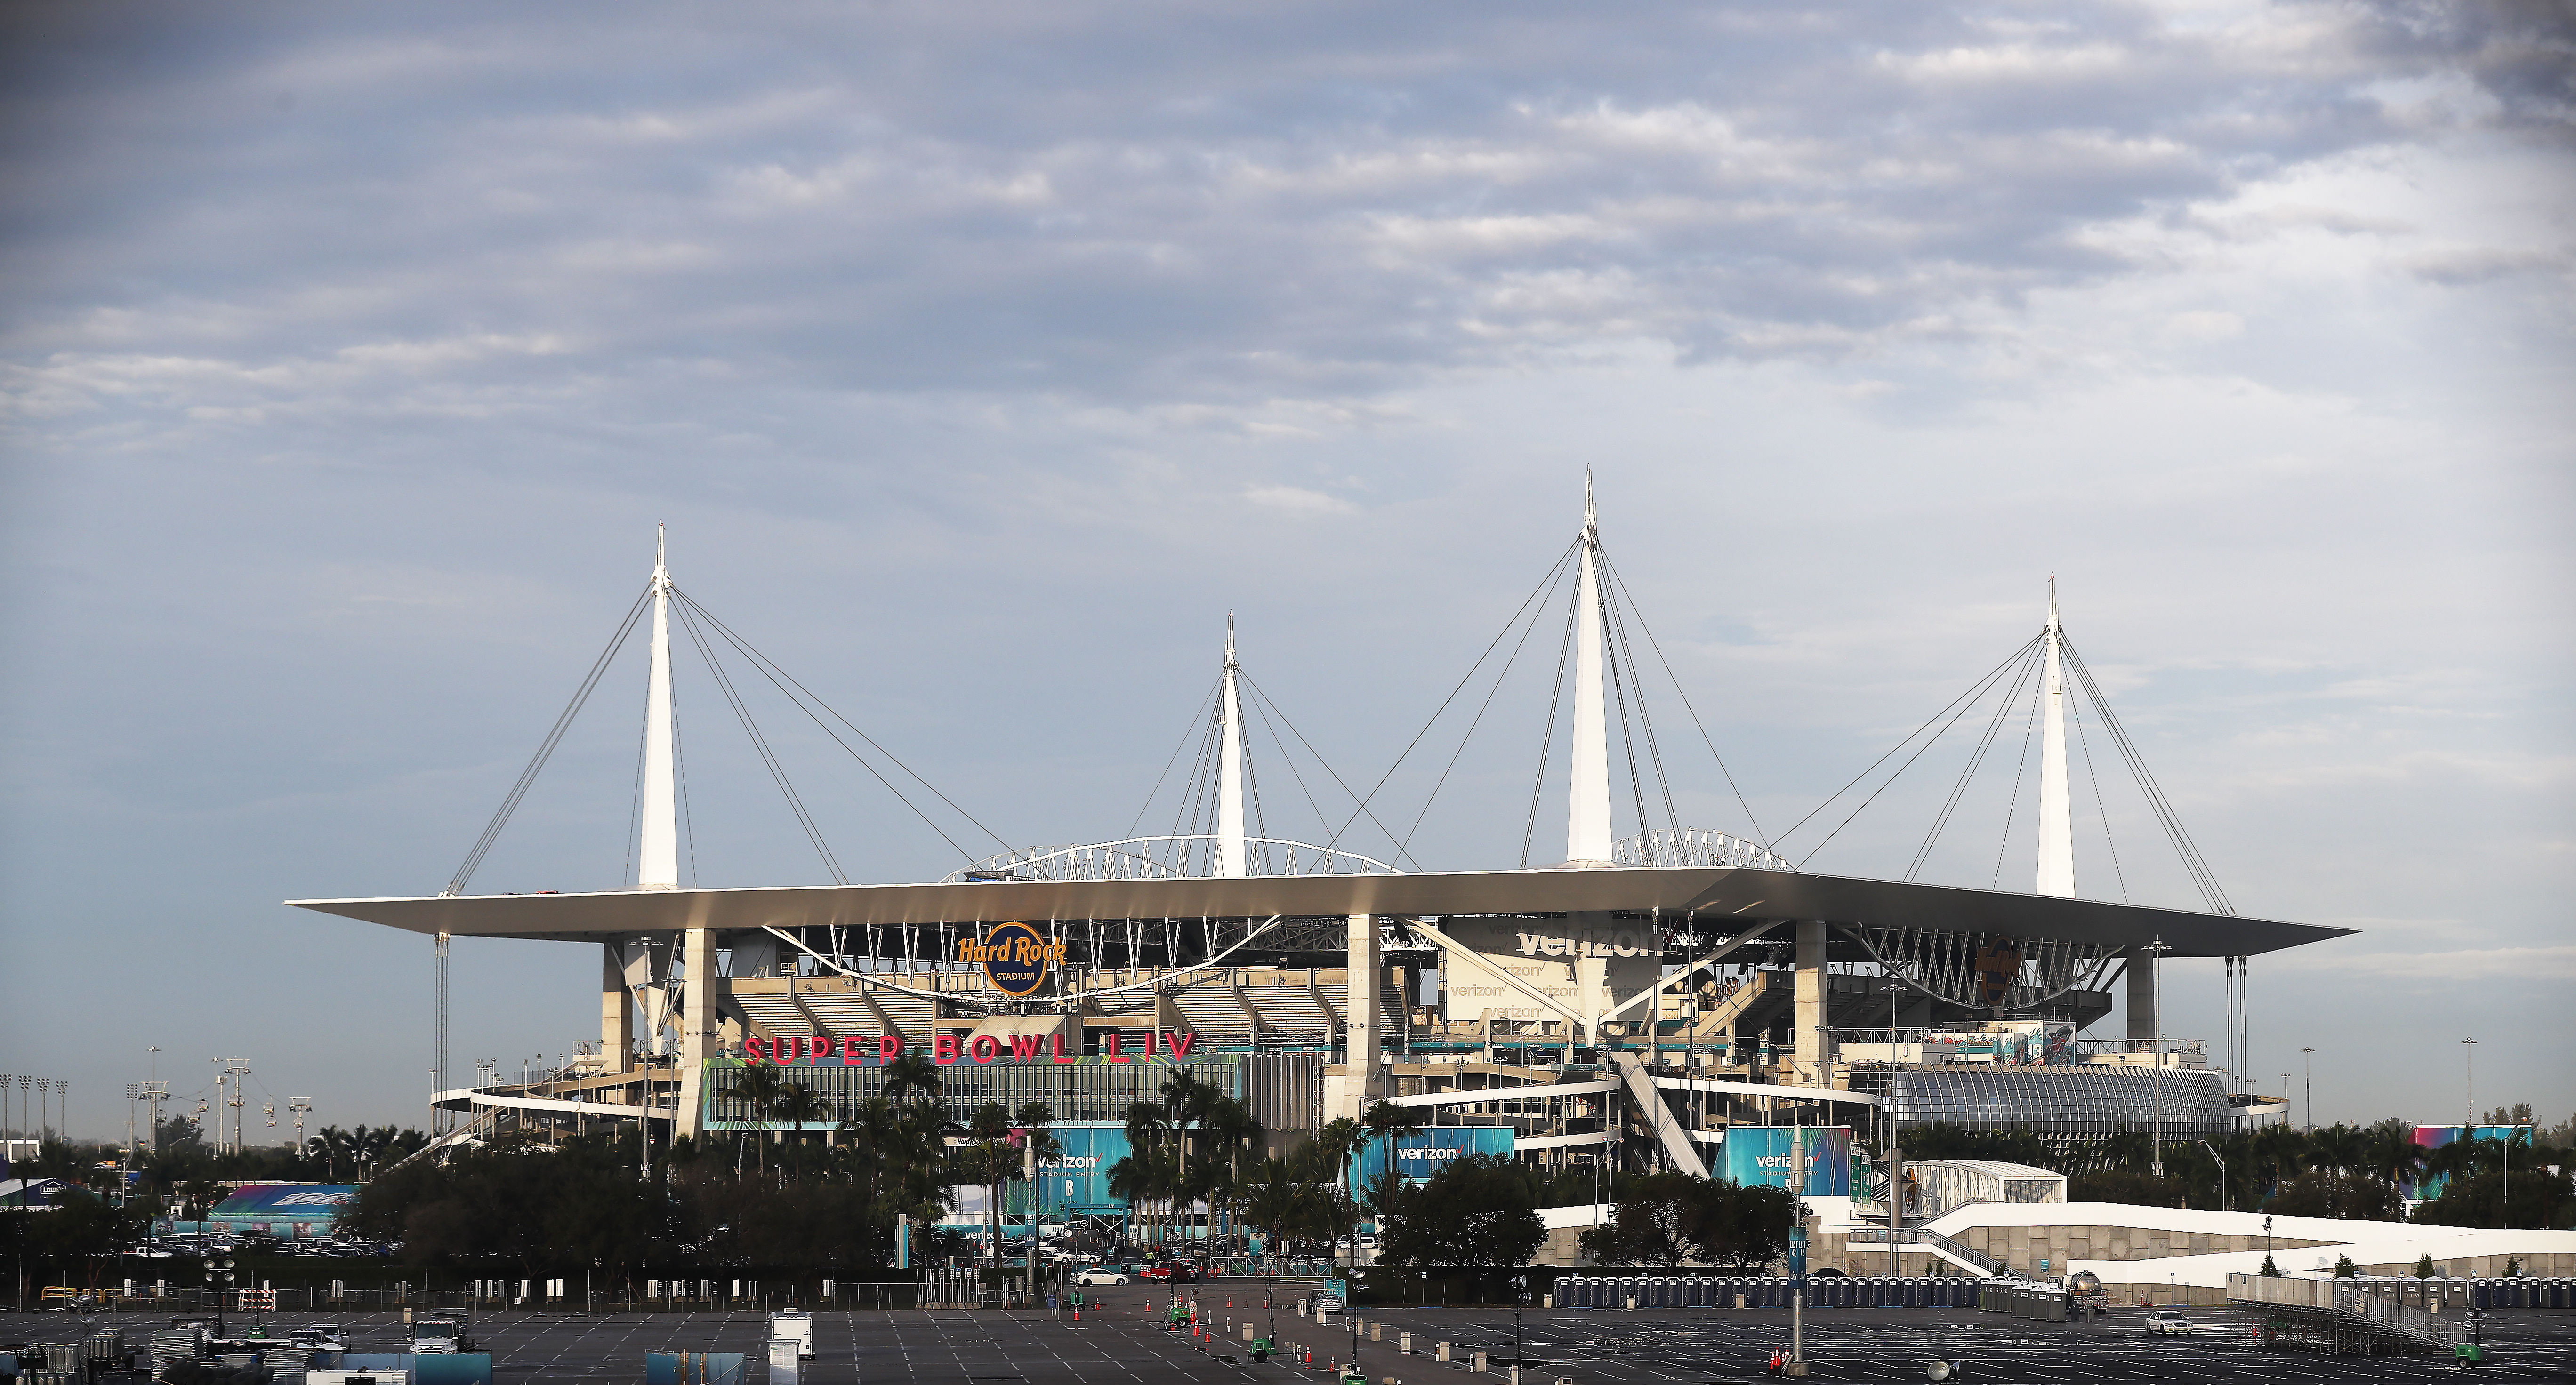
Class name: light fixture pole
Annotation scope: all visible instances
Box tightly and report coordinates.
[2197,1139,2229,1213]
[2299,1048,2315,1133]
[2461,1038,2476,1129]
[1882,979,1906,1279]
[2145,939,2169,1178]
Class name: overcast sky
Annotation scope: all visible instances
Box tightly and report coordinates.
[4,1,2569,1140]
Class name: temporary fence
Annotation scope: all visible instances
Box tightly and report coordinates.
[1553,1275,1981,1310]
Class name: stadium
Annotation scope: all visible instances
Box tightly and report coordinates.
[290,488,2354,1257]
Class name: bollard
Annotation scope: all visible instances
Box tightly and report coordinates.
[1399,1331,1412,1354]
[1626,1295,1638,1311]
[1244,1324,1256,1341]
[1370,1322,1381,1342]
[1542,1294,1552,1309]
[1437,1341,1452,1362]
[1471,1349,1489,1373]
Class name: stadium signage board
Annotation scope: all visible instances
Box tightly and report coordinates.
[741,1029,1201,1066]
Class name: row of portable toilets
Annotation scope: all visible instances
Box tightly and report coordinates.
[1558,1277,1981,1310]
[2465,1280,2575,1310]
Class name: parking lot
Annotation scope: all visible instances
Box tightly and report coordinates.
[36,1289,2576,1382]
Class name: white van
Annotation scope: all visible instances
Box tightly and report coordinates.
[769,1308,815,1360]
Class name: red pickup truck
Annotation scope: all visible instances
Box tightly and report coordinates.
[1138,1264,1200,1283]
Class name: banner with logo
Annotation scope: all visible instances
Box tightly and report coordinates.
[1721,1126,1851,1195]
[1354,1126,1518,1186]
[207,1183,359,1231]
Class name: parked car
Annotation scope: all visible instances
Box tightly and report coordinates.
[1072,1268,1131,1287]
[1139,1264,1198,1283]
[2145,1309,2195,1336]
[1311,1292,1346,1315]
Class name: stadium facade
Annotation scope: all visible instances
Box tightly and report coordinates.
[292,500,2349,1217]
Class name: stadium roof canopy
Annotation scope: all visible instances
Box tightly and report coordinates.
[290,865,2351,959]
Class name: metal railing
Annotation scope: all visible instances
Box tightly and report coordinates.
[1844,1227,2002,1276]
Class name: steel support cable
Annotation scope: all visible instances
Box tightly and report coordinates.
[1903,638,2045,882]
[2067,692,2131,903]
[673,675,700,886]
[1126,674,1224,839]
[1520,570,1582,868]
[1794,635,2048,869]
[1771,634,2045,852]
[1240,697,1274,873]
[1595,545,1682,849]
[1388,552,1571,867]
[1598,551,1774,852]
[1321,538,1582,860]
[1900,639,2029,880]
[669,588,986,863]
[1238,670,1425,871]
[2061,639,2231,910]
[1597,567,1662,861]
[670,598,847,883]
[623,678,651,885]
[446,585,652,895]
[2060,640,2233,913]
[669,588,1012,857]
[1987,649,2050,889]
[1169,705,1223,873]
[1241,684,1336,860]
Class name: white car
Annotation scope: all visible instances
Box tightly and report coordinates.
[1072,1268,1131,1286]
[2145,1309,2195,1336]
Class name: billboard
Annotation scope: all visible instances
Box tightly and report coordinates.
[208,1183,359,1233]
[1722,1126,1851,1196]
[1355,1126,1518,1186]
[1034,1124,1130,1216]
[2409,1125,2532,1199]
[1434,917,1662,1025]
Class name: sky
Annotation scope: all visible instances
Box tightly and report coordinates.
[2,1,2570,1142]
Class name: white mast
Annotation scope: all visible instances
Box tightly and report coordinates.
[1566,473,1615,865]
[638,525,680,890]
[2036,576,2074,897]
[1216,615,1248,878]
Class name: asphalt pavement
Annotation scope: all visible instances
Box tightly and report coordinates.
[39,1287,2574,1383]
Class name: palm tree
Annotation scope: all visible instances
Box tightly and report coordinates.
[884,1049,944,1105]
[1122,1098,1176,1249]
[1241,1158,1310,1266]
[771,1081,833,1181]
[2367,1123,2426,1201]
[965,1100,1015,1264]
[728,1063,789,1175]
[1312,1117,1366,1272]
[1202,1097,1265,1255]
[2252,1124,2307,1205]
[837,1097,900,1204]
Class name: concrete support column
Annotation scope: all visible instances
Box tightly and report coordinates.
[1791,920,1828,1088]
[2126,950,2158,1048]
[1342,914,1381,1119]
[675,928,720,1138]
[602,944,635,1073]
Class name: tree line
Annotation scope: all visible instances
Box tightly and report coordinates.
[1892,1112,2574,1230]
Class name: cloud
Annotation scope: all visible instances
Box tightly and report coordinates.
[1242,484,1352,516]
[4,0,2568,429]
[2267,945,2576,983]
